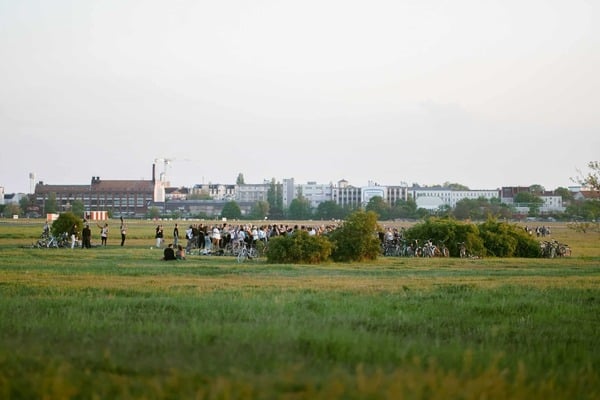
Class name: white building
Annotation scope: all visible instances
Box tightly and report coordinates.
[235,182,270,203]
[539,195,565,213]
[410,188,501,210]
[282,178,295,208]
[295,181,334,208]
[192,183,236,201]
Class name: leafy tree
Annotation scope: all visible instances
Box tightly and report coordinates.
[566,200,600,221]
[51,212,82,238]
[554,187,573,203]
[267,178,284,219]
[249,200,269,220]
[170,209,182,219]
[574,161,600,190]
[147,207,161,219]
[444,182,470,191]
[19,195,31,214]
[415,208,430,219]
[221,201,242,220]
[315,200,345,220]
[19,194,40,217]
[328,210,381,262]
[453,198,478,220]
[437,204,452,217]
[514,192,543,216]
[287,197,312,220]
[529,184,545,195]
[2,203,21,218]
[391,199,418,219]
[71,200,85,217]
[365,196,390,220]
[45,192,57,214]
[266,230,332,264]
[236,173,245,185]
[514,192,543,206]
[452,197,509,221]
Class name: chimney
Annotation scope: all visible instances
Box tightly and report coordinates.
[152,164,156,183]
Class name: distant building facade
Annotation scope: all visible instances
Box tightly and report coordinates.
[411,188,500,210]
[33,165,160,218]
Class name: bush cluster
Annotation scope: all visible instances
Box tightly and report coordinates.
[406,217,541,258]
[266,230,332,264]
[51,212,82,238]
[266,210,381,264]
[328,210,381,262]
[403,217,484,257]
[267,212,544,263]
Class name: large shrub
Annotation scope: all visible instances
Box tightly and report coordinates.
[328,210,381,262]
[478,219,541,257]
[405,217,484,257]
[266,230,332,264]
[51,212,82,238]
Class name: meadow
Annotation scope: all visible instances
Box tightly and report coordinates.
[0,219,599,399]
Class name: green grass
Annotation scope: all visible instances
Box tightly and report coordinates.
[0,219,599,398]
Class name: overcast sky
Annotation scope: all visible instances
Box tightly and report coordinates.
[1,0,598,194]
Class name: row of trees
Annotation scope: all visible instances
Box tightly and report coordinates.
[211,193,600,222]
[3,162,599,220]
[4,188,599,221]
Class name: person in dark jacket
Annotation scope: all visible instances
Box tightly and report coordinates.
[163,243,176,261]
[81,224,92,249]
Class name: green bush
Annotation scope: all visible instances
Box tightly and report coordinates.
[266,230,332,264]
[328,210,381,262]
[51,212,82,238]
[478,219,541,257]
[405,217,484,257]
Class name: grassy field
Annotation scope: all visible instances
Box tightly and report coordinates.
[0,219,599,399]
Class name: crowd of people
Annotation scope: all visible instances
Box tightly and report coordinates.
[180,222,338,255]
[40,219,340,260]
[524,225,551,237]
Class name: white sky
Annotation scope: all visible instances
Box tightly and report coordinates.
[1,0,598,194]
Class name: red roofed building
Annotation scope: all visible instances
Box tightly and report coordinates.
[34,165,161,218]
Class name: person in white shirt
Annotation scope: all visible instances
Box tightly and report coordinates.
[212,226,221,249]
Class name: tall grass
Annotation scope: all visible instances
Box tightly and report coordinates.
[0,220,599,398]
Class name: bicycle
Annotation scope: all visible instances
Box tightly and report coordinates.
[237,242,258,263]
[437,240,449,257]
[458,242,467,258]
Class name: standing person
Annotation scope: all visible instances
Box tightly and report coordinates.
[97,223,109,246]
[173,223,180,247]
[120,218,127,246]
[43,221,50,237]
[155,225,164,248]
[82,223,92,249]
[70,224,79,249]
[185,225,194,252]
[211,225,221,250]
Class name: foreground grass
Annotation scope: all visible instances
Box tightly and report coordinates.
[0,242,599,399]
[1,220,599,398]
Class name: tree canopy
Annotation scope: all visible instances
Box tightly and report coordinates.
[221,201,242,220]
[575,161,600,191]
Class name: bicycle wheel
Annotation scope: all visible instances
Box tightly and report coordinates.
[237,248,248,263]
[247,247,258,260]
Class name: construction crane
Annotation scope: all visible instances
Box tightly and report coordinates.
[154,158,174,183]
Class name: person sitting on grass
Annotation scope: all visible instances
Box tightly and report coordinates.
[162,243,176,261]
[176,244,186,260]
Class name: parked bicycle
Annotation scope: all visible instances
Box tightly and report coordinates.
[237,241,258,263]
